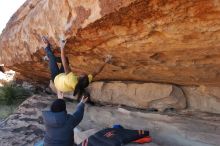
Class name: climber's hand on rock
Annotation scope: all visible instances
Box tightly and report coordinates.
[105,55,112,63]
[60,39,67,49]
[42,36,49,45]
[80,96,88,103]
[42,36,50,48]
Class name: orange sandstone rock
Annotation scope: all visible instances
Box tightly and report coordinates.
[0,0,220,86]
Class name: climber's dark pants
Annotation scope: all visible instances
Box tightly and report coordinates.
[45,46,64,81]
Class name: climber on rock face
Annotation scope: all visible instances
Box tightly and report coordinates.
[42,93,88,146]
[42,36,111,102]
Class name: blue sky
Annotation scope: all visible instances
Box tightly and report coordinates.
[0,0,26,34]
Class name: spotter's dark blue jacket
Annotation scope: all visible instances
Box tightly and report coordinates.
[42,102,85,146]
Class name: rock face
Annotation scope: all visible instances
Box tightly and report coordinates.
[183,86,220,114]
[1,0,220,115]
[1,0,220,86]
[0,0,136,83]
[0,95,48,146]
[50,80,220,114]
[88,81,186,111]
[50,80,187,111]
[0,70,15,85]
[1,95,220,146]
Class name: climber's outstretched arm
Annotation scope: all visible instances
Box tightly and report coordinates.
[60,40,71,74]
[92,55,112,78]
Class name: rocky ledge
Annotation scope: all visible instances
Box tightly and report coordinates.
[50,81,220,114]
[0,95,219,146]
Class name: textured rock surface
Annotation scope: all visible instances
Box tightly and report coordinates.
[183,86,220,114]
[88,81,186,111]
[1,95,220,146]
[50,80,220,114]
[0,70,15,86]
[1,0,220,86]
[0,0,135,83]
[0,95,48,146]
[49,80,187,111]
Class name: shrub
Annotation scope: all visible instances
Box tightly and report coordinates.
[0,83,31,105]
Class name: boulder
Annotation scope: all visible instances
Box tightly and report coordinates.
[0,95,49,146]
[0,0,135,83]
[182,86,220,114]
[1,0,220,86]
[0,70,15,85]
[49,80,220,114]
[88,81,186,111]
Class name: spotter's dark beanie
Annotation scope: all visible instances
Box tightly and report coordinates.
[51,99,66,113]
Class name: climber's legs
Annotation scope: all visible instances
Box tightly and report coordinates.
[45,46,60,81]
[44,47,69,80]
